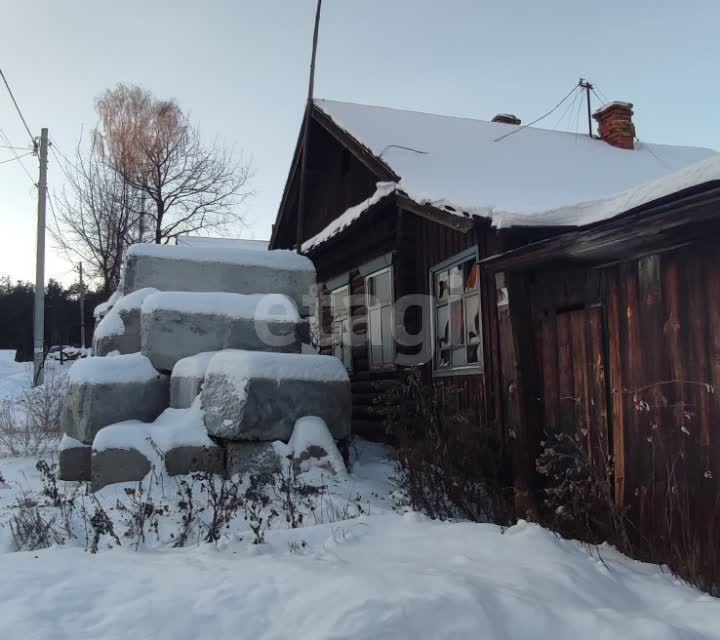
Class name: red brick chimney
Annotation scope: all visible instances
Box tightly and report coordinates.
[592,101,635,150]
[492,113,521,125]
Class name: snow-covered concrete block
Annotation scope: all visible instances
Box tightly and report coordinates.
[91,447,152,491]
[93,290,120,323]
[61,353,169,444]
[165,446,225,477]
[93,288,158,357]
[121,243,317,316]
[140,292,302,372]
[170,352,216,409]
[57,435,92,482]
[202,350,351,442]
[287,416,347,475]
[91,400,224,489]
[225,442,281,478]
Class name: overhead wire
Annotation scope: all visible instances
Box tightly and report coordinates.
[494,82,580,142]
[50,137,81,174]
[46,189,77,266]
[0,150,34,166]
[552,87,581,130]
[0,66,35,146]
[50,144,76,184]
[0,127,36,186]
[0,144,33,151]
[574,87,584,137]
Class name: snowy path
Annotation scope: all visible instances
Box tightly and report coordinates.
[1,514,719,640]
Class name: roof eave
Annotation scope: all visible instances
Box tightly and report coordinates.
[481,181,720,272]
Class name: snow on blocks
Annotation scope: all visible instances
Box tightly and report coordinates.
[121,243,317,316]
[271,416,348,476]
[170,352,216,409]
[140,292,303,372]
[202,350,351,442]
[60,353,169,446]
[93,288,158,356]
[91,401,224,491]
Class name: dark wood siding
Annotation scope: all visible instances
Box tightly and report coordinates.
[273,118,379,249]
[510,238,720,554]
[397,215,502,432]
[311,203,399,441]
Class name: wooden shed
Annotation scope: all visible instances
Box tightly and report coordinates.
[484,181,720,552]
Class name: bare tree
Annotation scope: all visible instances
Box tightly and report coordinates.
[96,84,252,244]
[51,132,143,295]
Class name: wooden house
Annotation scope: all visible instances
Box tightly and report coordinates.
[269,98,720,531]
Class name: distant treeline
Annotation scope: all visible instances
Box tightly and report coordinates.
[0,276,106,362]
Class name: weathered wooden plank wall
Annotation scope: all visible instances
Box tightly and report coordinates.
[519,238,720,551]
[398,215,500,429]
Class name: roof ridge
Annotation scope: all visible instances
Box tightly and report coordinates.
[313,98,716,151]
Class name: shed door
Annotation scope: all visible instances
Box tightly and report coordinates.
[537,307,610,459]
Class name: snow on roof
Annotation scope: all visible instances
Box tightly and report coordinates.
[314,99,717,227]
[302,182,397,252]
[495,153,720,228]
[127,243,314,271]
[176,235,269,251]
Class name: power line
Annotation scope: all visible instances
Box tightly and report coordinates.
[494,83,580,143]
[0,67,35,146]
[0,150,34,166]
[574,87,584,136]
[50,137,81,174]
[0,144,33,151]
[592,85,611,105]
[0,127,36,186]
[50,144,75,183]
[552,87,580,130]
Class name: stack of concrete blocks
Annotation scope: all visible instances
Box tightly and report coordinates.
[59,242,351,489]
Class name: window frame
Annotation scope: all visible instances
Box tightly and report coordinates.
[329,283,352,372]
[365,265,395,370]
[429,247,484,377]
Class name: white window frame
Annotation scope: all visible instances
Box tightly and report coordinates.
[430,248,483,376]
[329,284,352,371]
[365,265,395,369]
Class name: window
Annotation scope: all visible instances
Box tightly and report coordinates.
[365,266,394,368]
[330,284,352,371]
[431,251,482,373]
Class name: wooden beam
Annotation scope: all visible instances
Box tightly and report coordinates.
[396,194,475,233]
[296,0,324,252]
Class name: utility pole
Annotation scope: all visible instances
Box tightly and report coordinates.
[33,128,49,386]
[579,78,594,138]
[78,262,86,350]
[296,0,323,253]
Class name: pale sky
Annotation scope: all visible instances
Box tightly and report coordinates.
[1,0,718,286]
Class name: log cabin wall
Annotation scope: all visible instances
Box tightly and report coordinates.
[512,237,720,549]
[396,215,504,438]
[309,203,399,441]
[309,208,507,444]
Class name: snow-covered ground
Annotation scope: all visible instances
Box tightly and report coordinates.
[1,349,720,639]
